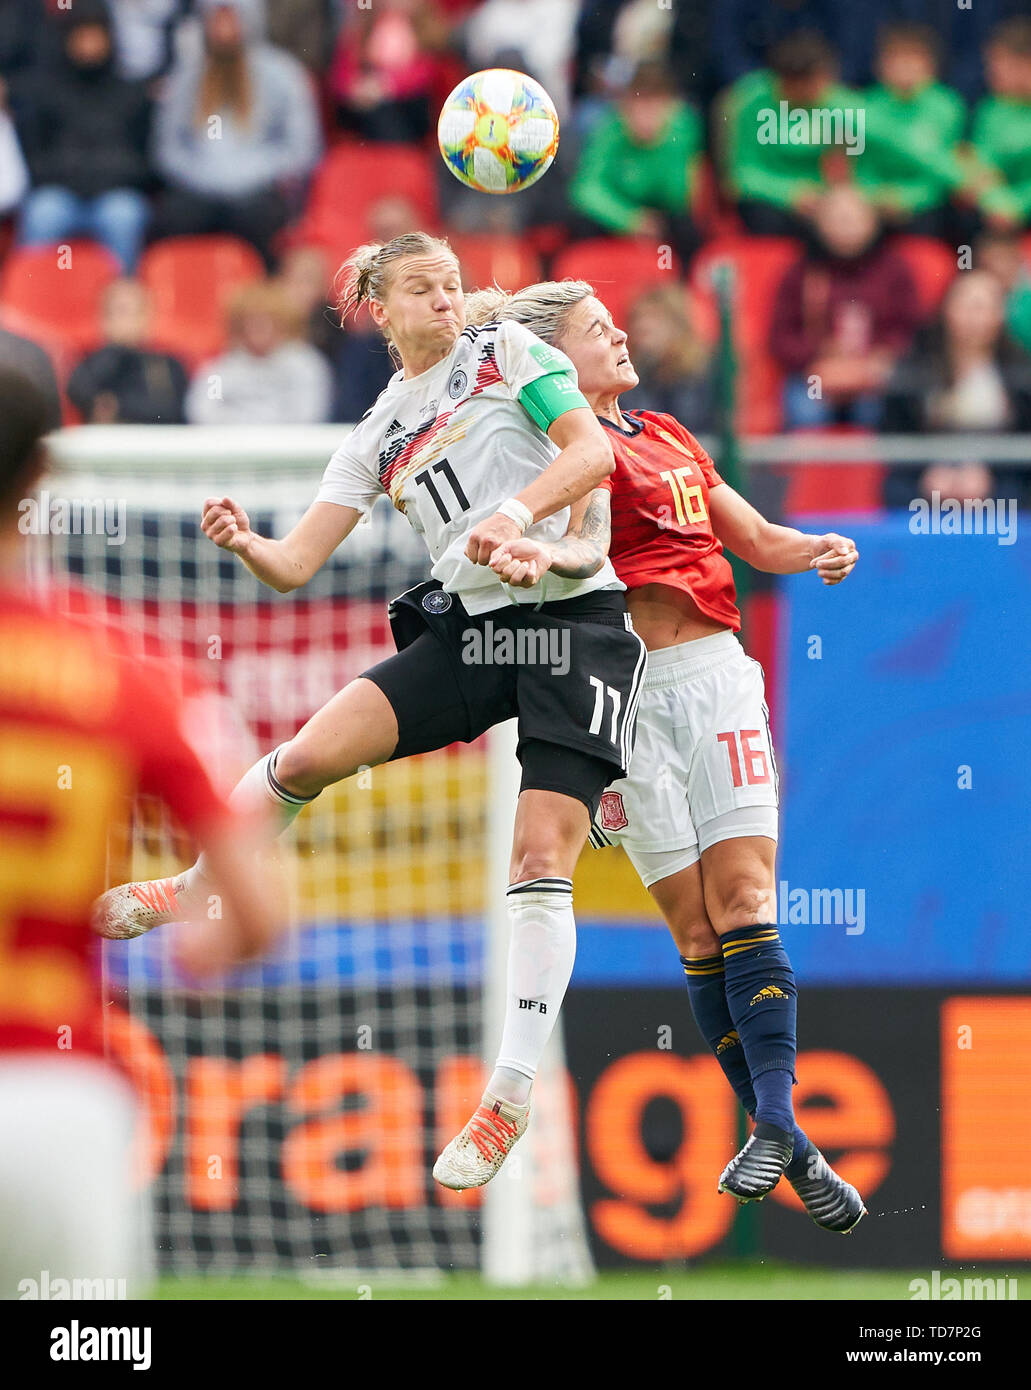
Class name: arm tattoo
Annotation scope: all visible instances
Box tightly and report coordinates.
[545,489,612,579]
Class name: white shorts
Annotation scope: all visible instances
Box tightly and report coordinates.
[588,630,779,887]
[0,1055,150,1301]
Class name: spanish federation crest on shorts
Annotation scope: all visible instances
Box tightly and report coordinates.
[599,790,628,831]
[422,589,453,614]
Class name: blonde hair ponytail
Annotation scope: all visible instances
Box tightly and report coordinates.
[463,286,512,327]
[334,233,459,362]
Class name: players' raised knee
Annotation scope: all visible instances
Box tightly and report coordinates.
[273,738,332,799]
[711,883,777,933]
[672,917,722,957]
[509,849,571,886]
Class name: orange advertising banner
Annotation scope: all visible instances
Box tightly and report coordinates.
[942,997,1031,1260]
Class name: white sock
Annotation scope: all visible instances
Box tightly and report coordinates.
[186,745,318,891]
[490,876,576,1106]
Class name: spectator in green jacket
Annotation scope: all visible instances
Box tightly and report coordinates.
[720,31,859,237]
[971,18,1031,230]
[854,24,968,238]
[569,59,701,262]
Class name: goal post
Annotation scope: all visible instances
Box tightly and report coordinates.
[482,720,593,1288]
[36,424,593,1285]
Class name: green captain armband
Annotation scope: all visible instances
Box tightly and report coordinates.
[517,372,590,431]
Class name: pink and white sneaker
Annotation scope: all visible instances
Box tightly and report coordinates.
[432,1091,530,1190]
[91,875,192,940]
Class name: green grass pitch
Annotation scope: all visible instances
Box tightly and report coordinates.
[152,1262,1012,1301]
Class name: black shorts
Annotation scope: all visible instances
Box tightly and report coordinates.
[360,580,647,814]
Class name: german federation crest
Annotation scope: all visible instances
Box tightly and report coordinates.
[422,589,453,614]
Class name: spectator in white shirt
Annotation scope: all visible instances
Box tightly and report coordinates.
[186,279,332,424]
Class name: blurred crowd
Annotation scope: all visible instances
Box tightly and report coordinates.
[1,0,1030,508]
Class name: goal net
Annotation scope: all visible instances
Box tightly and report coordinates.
[37,424,593,1285]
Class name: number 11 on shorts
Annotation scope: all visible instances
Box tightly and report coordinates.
[717,729,770,787]
[588,675,622,742]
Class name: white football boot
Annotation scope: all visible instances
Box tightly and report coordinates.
[92,874,195,940]
[432,1091,530,1190]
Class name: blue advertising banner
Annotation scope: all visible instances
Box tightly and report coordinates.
[777,513,1030,984]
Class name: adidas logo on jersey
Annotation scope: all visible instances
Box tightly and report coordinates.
[385,418,404,436]
[749,985,788,1007]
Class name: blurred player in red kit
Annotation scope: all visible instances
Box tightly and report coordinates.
[0,366,282,1299]
[469,281,866,1232]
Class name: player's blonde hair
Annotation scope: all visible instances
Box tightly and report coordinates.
[337,232,459,316]
[464,279,595,347]
[336,232,459,334]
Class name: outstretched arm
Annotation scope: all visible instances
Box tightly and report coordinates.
[488,487,612,587]
[202,497,363,593]
[709,484,858,585]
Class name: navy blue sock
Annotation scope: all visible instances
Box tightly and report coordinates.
[679,947,811,1166]
[719,925,798,1135]
[680,954,758,1116]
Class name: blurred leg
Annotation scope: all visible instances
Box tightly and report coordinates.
[0,1057,147,1300]
[18,185,83,247]
[782,374,835,428]
[224,188,290,270]
[847,391,884,429]
[88,189,150,273]
[148,187,218,245]
[737,200,809,238]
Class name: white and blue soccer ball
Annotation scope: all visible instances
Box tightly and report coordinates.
[437,68,560,195]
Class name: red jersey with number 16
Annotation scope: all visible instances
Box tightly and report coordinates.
[598,410,741,632]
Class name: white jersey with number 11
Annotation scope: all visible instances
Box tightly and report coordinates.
[315,318,623,616]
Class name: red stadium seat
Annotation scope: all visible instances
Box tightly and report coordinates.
[781,427,885,516]
[889,235,956,316]
[298,141,440,265]
[448,234,541,292]
[690,235,802,434]
[690,155,743,239]
[0,241,120,357]
[139,236,264,367]
[550,238,684,330]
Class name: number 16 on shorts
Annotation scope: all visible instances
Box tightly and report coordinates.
[717,729,771,788]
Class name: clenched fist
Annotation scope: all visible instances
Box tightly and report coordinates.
[810,532,859,586]
[489,539,553,589]
[465,512,523,566]
[202,496,253,555]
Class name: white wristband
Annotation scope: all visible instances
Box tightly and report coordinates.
[496,498,533,534]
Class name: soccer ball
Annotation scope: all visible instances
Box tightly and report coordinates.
[437,69,559,195]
